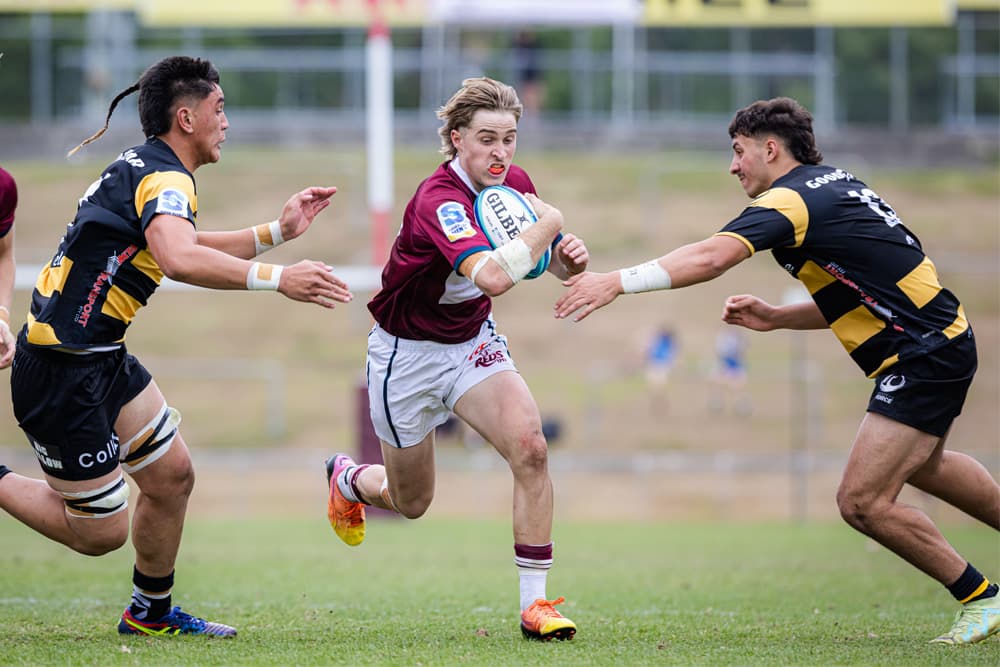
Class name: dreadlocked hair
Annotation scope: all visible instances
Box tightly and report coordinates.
[67,56,219,158]
[66,83,139,157]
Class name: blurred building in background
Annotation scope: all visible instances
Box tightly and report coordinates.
[0,0,997,160]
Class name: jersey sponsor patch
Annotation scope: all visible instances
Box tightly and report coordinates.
[155,189,189,217]
[437,201,475,242]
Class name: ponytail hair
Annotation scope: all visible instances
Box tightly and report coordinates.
[66,83,140,157]
[67,56,219,158]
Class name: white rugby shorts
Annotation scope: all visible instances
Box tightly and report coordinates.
[366,319,518,448]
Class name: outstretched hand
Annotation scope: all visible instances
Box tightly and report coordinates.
[553,270,622,322]
[278,259,353,309]
[277,186,338,242]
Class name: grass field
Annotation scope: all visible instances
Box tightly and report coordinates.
[0,144,997,664]
[1,516,998,666]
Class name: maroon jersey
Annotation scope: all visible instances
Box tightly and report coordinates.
[0,167,16,238]
[368,160,537,343]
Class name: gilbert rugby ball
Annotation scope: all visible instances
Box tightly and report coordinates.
[473,185,550,279]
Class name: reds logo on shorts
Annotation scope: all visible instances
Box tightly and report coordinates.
[367,321,518,448]
[469,341,507,368]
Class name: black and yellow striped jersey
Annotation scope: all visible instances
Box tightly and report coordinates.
[27,138,197,350]
[716,164,968,378]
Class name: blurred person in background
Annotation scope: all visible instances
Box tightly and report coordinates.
[0,166,17,369]
[644,322,678,413]
[555,97,999,646]
[324,77,589,641]
[0,56,352,638]
[512,30,544,119]
[708,327,752,417]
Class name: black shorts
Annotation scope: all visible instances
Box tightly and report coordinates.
[867,330,977,438]
[10,335,152,481]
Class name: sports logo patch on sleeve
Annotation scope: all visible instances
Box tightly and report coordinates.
[155,189,190,217]
[437,201,476,242]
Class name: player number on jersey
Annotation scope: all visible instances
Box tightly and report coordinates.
[847,188,902,228]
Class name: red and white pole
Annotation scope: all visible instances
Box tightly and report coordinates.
[359,0,395,474]
[365,0,393,266]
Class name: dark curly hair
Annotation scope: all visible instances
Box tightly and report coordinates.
[728,97,823,165]
[68,56,220,157]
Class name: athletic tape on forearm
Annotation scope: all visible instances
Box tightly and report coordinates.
[619,260,672,294]
[246,262,284,290]
[0,305,8,324]
[491,238,534,284]
[253,220,285,255]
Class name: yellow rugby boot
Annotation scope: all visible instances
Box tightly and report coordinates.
[930,595,1000,645]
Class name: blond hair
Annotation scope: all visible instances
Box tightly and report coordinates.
[436,77,522,160]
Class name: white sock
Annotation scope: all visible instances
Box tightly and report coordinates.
[336,465,361,503]
[518,568,548,611]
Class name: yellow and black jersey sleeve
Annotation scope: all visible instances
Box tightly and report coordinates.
[134,170,197,230]
[718,164,968,377]
[25,138,197,350]
[714,187,807,256]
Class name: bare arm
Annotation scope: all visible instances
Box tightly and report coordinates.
[456,192,564,297]
[196,186,338,258]
[0,230,15,368]
[194,228,258,259]
[554,234,751,322]
[722,294,828,331]
[145,213,352,308]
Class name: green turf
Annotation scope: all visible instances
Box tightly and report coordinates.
[1,516,997,665]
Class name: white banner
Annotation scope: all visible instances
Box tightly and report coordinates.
[430,0,641,25]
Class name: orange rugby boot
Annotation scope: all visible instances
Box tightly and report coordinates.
[324,453,366,546]
[520,596,576,641]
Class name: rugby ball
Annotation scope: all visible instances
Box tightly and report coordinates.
[473,185,550,279]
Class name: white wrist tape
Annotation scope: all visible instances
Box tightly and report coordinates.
[0,304,8,324]
[246,262,284,290]
[469,254,490,284]
[253,220,285,255]
[619,260,672,294]
[491,238,534,284]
